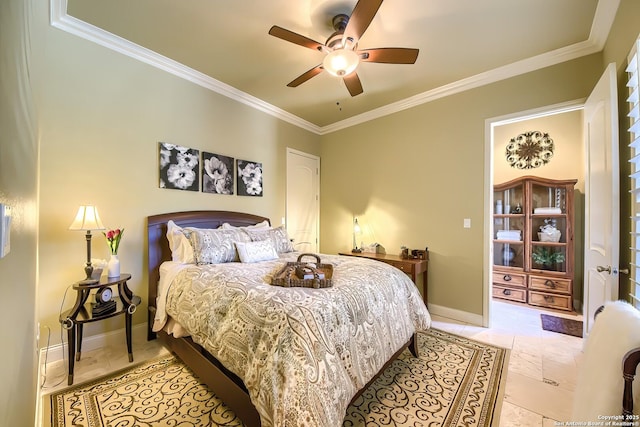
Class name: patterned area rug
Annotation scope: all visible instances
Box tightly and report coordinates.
[540,313,583,338]
[50,329,508,427]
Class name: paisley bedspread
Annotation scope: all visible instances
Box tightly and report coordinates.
[159,252,431,427]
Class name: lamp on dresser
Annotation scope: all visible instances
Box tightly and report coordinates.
[69,205,105,281]
[352,217,362,253]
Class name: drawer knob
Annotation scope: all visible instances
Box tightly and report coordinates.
[503,275,512,282]
[544,279,556,289]
[544,295,555,303]
[502,289,511,296]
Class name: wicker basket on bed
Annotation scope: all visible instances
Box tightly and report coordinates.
[272,253,334,288]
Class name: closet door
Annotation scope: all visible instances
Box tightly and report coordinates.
[286,148,320,253]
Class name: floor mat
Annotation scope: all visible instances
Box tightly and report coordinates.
[49,329,509,427]
[540,313,583,337]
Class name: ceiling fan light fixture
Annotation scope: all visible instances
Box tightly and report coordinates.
[323,49,359,77]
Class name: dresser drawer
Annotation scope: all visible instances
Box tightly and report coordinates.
[492,272,526,288]
[528,291,572,311]
[529,276,572,294]
[384,260,415,274]
[492,285,527,303]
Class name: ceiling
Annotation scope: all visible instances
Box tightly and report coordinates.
[56,0,617,133]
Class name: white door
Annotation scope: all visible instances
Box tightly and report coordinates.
[286,148,320,253]
[583,62,620,334]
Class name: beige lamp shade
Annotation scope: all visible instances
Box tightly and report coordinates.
[69,205,105,231]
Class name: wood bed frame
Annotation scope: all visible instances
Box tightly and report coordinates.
[147,210,417,427]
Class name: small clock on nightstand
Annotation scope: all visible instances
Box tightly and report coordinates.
[93,286,116,316]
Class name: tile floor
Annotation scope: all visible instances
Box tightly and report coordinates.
[431,300,584,426]
[38,300,584,426]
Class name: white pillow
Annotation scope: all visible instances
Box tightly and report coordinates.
[245,225,295,253]
[220,220,270,230]
[572,300,640,421]
[235,240,278,263]
[166,220,194,264]
[186,227,251,264]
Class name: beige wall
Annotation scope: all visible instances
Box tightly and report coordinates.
[493,112,584,186]
[31,0,320,346]
[320,55,603,316]
[493,111,585,307]
[0,0,39,424]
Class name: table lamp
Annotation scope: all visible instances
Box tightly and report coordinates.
[69,205,105,280]
[352,217,362,253]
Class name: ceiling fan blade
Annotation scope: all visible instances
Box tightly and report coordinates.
[269,26,325,51]
[359,48,419,64]
[287,65,324,87]
[343,72,364,97]
[343,0,383,44]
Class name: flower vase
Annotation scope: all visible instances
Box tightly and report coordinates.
[107,254,120,278]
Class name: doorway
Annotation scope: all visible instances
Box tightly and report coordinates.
[484,101,586,327]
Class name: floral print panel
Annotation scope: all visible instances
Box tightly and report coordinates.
[159,142,199,191]
[237,159,263,196]
[202,152,234,195]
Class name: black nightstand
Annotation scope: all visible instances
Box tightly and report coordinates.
[59,273,141,385]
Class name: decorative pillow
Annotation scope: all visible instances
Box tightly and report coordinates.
[220,220,270,230]
[235,240,279,263]
[245,225,295,254]
[166,220,195,264]
[186,227,251,264]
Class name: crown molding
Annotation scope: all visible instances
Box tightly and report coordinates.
[49,0,322,134]
[320,40,601,134]
[50,0,617,136]
[590,0,621,48]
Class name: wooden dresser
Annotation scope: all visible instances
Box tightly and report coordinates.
[493,176,577,311]
[339,251,428,305]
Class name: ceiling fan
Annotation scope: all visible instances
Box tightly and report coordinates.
[268,0,419,97]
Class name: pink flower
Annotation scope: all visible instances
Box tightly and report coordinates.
[104,228,124,255]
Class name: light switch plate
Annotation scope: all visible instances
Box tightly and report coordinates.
[463,218,471,228]
[0,204,11,258]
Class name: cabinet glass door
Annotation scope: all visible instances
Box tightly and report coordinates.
[530,182,568,273]
[494,241,525,268]
[494,184,524,215]
[494,182,525,269]
[530,244,567,273]
[530,184,568,213]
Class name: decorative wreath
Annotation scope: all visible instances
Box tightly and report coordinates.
[505,131,554,169]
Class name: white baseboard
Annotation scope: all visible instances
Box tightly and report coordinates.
[38,323,149,365]
[427,303,484,326]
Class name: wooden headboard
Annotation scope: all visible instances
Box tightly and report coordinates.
[146,210,270,339]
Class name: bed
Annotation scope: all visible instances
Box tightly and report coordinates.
[147,210,431,427]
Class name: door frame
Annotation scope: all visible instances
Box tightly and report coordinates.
[483,100,585,327]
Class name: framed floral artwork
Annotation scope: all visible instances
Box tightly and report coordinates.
[237,159,263,196]
[159,142,199,191]
[202,152,234,195]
